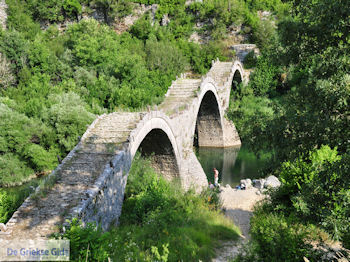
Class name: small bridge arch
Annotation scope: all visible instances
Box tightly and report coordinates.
[230,61,244,94]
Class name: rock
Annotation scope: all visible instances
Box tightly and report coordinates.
[0,0,8,30]
[231,44,260,63]
[253,179,265,189]
[161,14,170,26]
[0,223,7,232]
[264,175,281,188]
[225,184,232,189]
[256,190,261,196]
[240,179,252,189]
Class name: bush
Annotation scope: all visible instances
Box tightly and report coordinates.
[235,205,322,262]
[271,147,350,242]
[44,92,95,153]
[145,37,189,76]
[0,102,57,185]
[248,55,279,96]
[227,94,275,147]
[243,50,257,69]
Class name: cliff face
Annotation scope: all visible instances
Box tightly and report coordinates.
[0,0,7,30]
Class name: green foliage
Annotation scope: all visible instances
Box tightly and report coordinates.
[251,19,276,50]
[248,54,279,96]
[63,0,82,20]
[227,93,275,148]
[145,37,189,76]
[0,30,28,73]
[270,147,350,242]
[243,50,257,69]
[0,102,57,185]
[5,0,41,38]
[234,205,322,262]
[57,156,240,261]
[56,218,111,261]
[44,92,95,152]
[0,179,41,223]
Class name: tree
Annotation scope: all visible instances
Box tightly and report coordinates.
[63,0,82,21]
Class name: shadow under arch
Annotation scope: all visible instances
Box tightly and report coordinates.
[129,117,181,181]
[136,128,180,180]
[194,90,224,147]
[232,69,243,91]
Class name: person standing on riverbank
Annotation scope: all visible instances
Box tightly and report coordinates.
[213,168,219,187]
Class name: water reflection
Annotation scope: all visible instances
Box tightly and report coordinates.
[195,145,265,186]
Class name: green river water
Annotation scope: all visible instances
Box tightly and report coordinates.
[195,145,269,187]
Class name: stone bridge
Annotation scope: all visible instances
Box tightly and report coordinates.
[1,59,246,240]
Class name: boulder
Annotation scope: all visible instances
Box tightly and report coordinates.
[264,175,281,188]
[225,184,232,189]
[253,179,265,189]
[240,179,252,189]
[161,14,170,26]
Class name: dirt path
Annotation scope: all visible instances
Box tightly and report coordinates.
[212,186,265,262]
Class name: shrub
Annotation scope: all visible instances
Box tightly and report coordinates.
[0,102,57,185]
[243,50,257,69]
[248,55,279,96]
[44,92,95,153]
[270,147,350,242]
[145,37,189,76]
[235,205,322,262]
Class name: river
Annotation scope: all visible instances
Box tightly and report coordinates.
[195,145,269,187]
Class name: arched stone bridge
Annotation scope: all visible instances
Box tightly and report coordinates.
[1,59,246,240]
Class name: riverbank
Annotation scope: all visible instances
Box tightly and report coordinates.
[213,186,265,261]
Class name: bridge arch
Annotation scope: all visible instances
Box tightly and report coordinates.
[193,82,224,147]
[230,61,244,95]
[129,116,181,180]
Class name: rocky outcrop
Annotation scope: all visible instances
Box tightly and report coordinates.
[0,0,7,30]
[231,44,260,63]
[264,175,281,188]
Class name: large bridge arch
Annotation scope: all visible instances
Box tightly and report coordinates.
[192,81,224,147]
[129,116,181,181]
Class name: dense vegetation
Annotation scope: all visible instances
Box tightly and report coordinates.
[55,156,239,261]
[227,0,350,260]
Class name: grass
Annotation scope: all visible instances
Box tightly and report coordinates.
[0,178,42,223]
[57,155,240,261]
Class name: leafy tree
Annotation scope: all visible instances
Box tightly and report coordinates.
[145,37,188,76]
[0,30,28,73]
[0,102,57,185]
[44,92,95,153]
[63,0,82,21]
